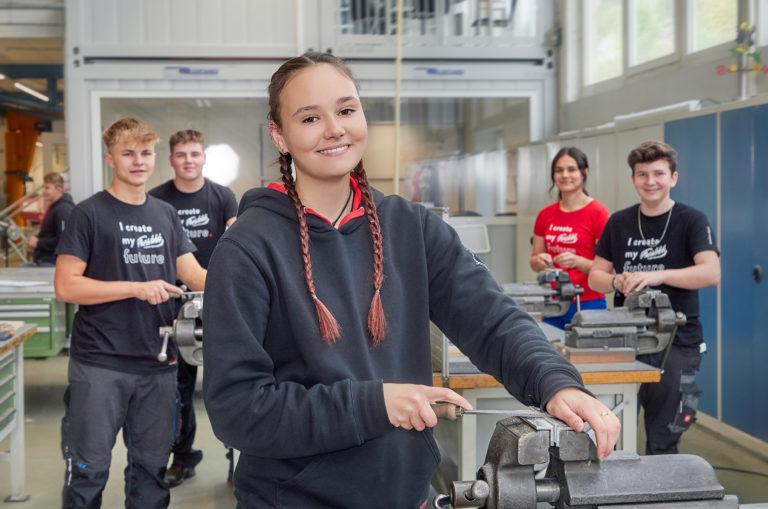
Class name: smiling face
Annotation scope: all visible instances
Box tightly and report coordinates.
[269,63,367,185]
[41,182,63,202]
[170,141,206,183]
[553,154,587,194]
[105,137,156,188]
[631,159,678,206]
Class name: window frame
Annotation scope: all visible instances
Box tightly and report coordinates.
[582,0,624,87]
[578,0,744,98]
[626,0,679,70]
[686,0,739,56]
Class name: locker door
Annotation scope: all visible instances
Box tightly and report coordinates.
[664,114,718,416]
[720,106,768,440]
[747,104,768,436]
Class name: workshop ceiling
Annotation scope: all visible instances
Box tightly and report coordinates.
[0,0,65,120]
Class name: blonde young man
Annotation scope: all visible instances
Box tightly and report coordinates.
[26,172,75,266]
[589,141,720,456]
[149,130,237,486]
[54,118,207,508]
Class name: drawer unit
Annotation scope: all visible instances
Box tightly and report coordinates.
[0,298,68,358]
[0,349,17,442]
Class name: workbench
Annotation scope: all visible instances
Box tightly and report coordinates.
[0,323,38,502]
[432,360,660,482]
[0,268,70,358]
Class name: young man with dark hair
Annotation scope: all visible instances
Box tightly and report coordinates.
[26,172,75,266]
[589,140,720,455]
[149,129,237,486]
[55,118,207,508]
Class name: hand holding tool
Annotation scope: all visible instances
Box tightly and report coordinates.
[431,403,546,421]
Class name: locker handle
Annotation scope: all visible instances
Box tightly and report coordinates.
[753,265,763,284]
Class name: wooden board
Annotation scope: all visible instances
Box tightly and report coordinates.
[433,360,661,389]
[554,343,637,364]
[0,324,39,357]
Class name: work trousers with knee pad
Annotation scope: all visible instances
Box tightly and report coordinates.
[61,358,178,509]
[638,343,703,455]
[170,356,203,468]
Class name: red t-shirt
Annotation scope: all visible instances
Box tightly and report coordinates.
[533,199,610,302]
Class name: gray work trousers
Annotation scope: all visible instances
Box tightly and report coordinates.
[61,358,178,509]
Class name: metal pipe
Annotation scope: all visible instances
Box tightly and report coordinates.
[535,478,560,503]
[0,185,42,219]
[393,0,403,195]
[157,330,170,362]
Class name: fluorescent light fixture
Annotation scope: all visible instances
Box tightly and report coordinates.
[14,82,50,102]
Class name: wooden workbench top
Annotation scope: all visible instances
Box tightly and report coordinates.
[0,324,39,357]
[433,360,660,389]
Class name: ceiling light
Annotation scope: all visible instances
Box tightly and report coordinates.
[14,82,50,102]
[0,73,6,80]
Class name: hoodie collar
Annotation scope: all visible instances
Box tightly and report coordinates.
[267,175,365,228]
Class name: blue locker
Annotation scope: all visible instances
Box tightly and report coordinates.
[664,115,718,417]
[719,106,768,440]
[747,104,768,435]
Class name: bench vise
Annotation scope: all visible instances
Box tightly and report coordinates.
[563,290,686,356]
[433,413,738,508]
[158,291,203,366]
[501,270,584,318]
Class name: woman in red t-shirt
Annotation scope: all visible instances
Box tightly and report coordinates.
[530,147,610,329]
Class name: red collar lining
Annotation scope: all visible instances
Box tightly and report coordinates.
[267,175,365,227]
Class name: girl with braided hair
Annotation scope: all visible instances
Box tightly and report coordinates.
[202,52,620,508]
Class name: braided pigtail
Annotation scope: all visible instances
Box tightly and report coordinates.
[353,162,387,347]
[279,154,341,344]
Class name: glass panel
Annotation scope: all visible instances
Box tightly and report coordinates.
[585,0,623,84]
[100,98,271,200]
[630,0,674,65]
[362,97,528,215]
[99,95,528,216]
[692,0,737,52]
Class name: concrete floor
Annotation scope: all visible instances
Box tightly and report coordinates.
[2,354,768,508]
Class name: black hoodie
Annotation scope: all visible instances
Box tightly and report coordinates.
[202,180,586,508]
[34,192,75,264]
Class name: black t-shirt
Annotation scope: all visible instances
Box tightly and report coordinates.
[34,193,75,264]
[56,191,196,374]
[148,179,237,269]
[594,202,718,346]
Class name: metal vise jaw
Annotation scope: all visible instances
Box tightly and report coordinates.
[158,292,204,366]
[501,269,584,318]
[434,414,738,509]
[564,290,686,355]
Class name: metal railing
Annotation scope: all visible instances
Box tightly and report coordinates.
[336,0,541,52]
[0,185,42,266]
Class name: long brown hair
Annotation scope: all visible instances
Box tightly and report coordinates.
[549,147,590,201]
[270,52,387,347]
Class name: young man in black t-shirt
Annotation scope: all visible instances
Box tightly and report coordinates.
[589,141,720,455]
[55,118,207,508]
[26,172,75,266]
[149,130,237,486]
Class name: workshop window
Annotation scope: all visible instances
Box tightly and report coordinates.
[584,0,623,85]
[689,0,737,53]
[628,0,674,66]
